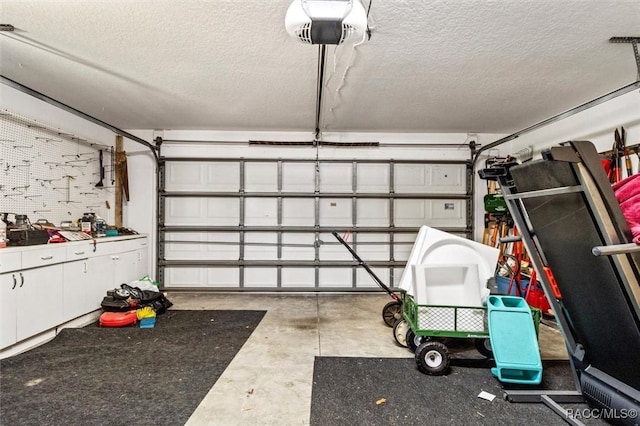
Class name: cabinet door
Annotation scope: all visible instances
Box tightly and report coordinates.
[1,273,18,349]
[62,260,89,322]
[112,251,139,287]
[136,248,149,279]
[86,256,116,311]
[17,265,64,341]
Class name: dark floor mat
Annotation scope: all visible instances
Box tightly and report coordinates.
[311,356,608,426]
[0,310,265,426]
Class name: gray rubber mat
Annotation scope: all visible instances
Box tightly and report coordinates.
[311,356,607,426]
[0,310,265,426]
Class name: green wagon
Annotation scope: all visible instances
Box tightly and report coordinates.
[393,294,540,375]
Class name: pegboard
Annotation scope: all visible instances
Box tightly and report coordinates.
[0,110,115,227]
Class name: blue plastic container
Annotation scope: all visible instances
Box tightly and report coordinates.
[487,295,542,385]
[495,276,529,296]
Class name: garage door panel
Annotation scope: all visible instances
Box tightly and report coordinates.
[207,268,240,287]
[320,163,352,192]
[205,163,240,192]
[432,165,465,194]
[393,199,465,227]
[165,163,203,190]
[282,199,314,226]
[244,233,277,260]
[282,268,315,288]
[429,200,465,226]
[395,164,466,194]
[244,268,278,287]
[282,163,315,192]
[357,268,389,288]
[245,162,277,192]
[319,198,351,226]
[165,267,239,288]
[161,155,471,291]
[352,234,389,260]
[166,198,239,226]
[165,198,205,225]
[319,268,352,287]
[164,231,239,260]
[356,199,389,226]
[282,233,315,260]
[165,162,240,192]
[357,164,388,193]
[393,268,404,286]
[393,232,418,261]
[320,233,353,260]
[393,200,427,226]
[395,164,430,193]
[245,198,278,226]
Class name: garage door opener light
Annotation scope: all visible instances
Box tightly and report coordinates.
[285,0,368,45]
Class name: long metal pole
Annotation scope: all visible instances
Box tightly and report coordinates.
[314,45,327,142]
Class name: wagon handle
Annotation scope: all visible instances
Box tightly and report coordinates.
[331,231,400,300]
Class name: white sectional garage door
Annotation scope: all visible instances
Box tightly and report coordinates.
[159,155,472,291]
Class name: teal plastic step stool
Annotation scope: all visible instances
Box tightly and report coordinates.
[487,295,542,385]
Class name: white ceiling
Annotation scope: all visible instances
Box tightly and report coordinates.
[1,0,639,136]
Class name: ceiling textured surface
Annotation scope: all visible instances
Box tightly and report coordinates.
[0,0,639,135]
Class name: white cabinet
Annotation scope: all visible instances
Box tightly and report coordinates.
[1,235,149,353]
[62,260,90,322]
[2,264,64,347]
[86,256,116,311]
[136,241,149,278]
[112,250,139,287]
[1,272,18,348]
[17,264,63,341]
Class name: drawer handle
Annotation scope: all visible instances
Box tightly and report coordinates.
[12,274,17,290]
[112,255,120,260]
[74,251,85,255]
[41,255,53,260]
[140,242,147,246]
[19,272,24,288]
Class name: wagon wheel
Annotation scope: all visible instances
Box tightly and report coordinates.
[406,328,428,352]
[474,338,493,358]
[382,300,402,327]
[415,341,451,375]
[392,319,410,348]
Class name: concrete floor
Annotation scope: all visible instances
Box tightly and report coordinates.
[169,293,569,426]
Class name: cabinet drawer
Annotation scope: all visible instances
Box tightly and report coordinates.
[66,241,99,259]
[21,246,66,269]
[0,251,22,273]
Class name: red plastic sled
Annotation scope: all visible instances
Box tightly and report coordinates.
[99,310,138,327]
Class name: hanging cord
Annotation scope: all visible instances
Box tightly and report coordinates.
[320,0,373,131]
[323,30,368,130]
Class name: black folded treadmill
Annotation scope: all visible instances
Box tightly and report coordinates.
[480,140,640,425]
